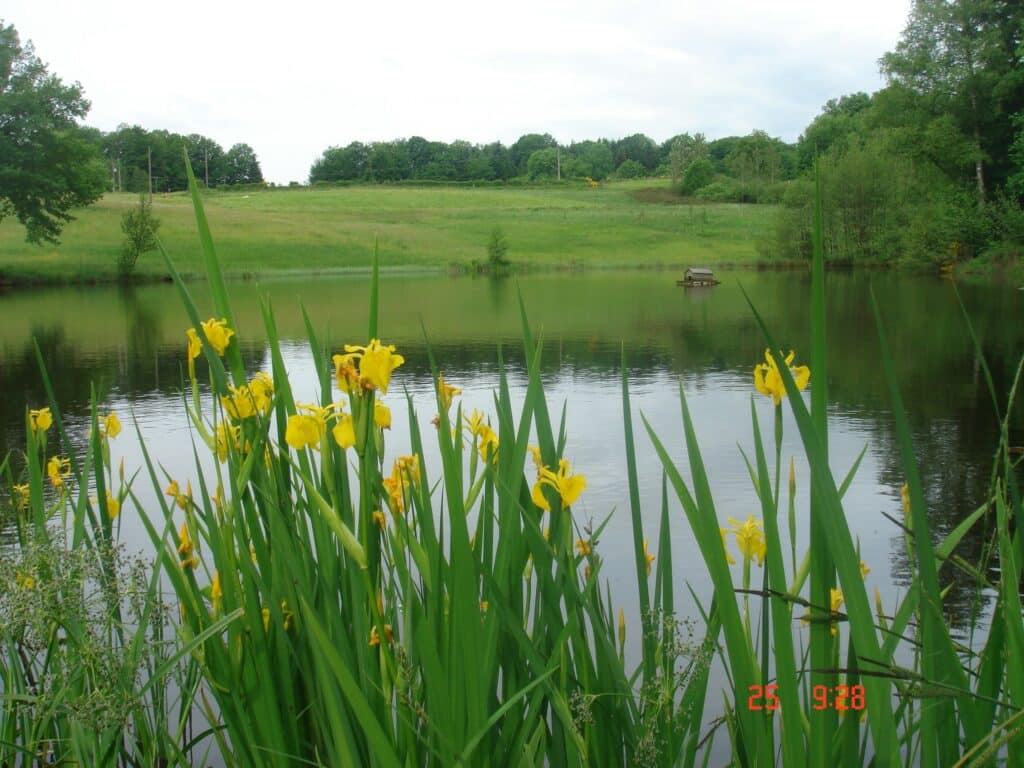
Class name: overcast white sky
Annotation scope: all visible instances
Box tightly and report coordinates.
[6,1,910,184]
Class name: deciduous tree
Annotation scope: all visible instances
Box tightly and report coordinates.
[0,21,107,243]
[223,143,263,185]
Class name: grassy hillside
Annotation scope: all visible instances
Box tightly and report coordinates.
[0,181,777,283]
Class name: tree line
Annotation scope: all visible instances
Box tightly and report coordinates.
[767,0,1024,266]
[308,130,799,201]
[91,124,264,194]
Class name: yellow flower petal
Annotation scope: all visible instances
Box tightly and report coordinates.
[332,414,356,450]
[374,401,392,429]
[285,414,324,450]
[531,480,551,511]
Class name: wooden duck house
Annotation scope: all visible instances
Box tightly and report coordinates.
[677,267,719,287]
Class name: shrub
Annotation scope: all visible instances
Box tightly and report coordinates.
[679,158,715,195]
[614,159,644,179]
[486,224,509,269]
[118,193,160,277]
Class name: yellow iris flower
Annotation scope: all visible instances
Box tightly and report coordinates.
[829,588,845,636]
[16,571,35,589]
[200,318,234,355]
[463,409,486,436]
[221,375,273,421]
[754,349,810,405]
[102,412,121,438]
[437,373,461,411]
[575,539,592,557]
[381,456,419,514]
[396,455,420,485]
[215,422,241,463]
[249,372,274,412]
[29,407,52,433]
[165,480,190,510]
[13,484,30,510]
[531,458,586,512]
[105,491,120,520]
[46,456,71,489]
[725,515,767,566]
[476,423,499,463]
[187,327,201,358]
[369,624,394,647]
[178,523,198,569]
[211,570,223,613]
[261,601,293,632]
[643,538,655,575]
[342,339,404,394]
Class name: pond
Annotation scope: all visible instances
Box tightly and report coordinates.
[1,268,1021,637]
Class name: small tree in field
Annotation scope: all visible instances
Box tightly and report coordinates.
[119,194,160,277]
[487,225,509,270]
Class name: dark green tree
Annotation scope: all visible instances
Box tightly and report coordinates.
[612,133,659,171]
[510,133,557,175]
[574,140,614,180]
[797,93,871,169]
[223,143,263,185]
[368,141,411,181]
[614,158,645,178]
[185,133,225,188]
[881,0,1024,201]
[526,148,559,179]
[0,21,107,243]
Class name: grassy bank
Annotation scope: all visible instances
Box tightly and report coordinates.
[0,181,777,284]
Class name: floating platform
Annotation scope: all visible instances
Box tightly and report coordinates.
[677,278,720,287]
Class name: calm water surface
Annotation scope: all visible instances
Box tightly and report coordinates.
[2,269,1021,637]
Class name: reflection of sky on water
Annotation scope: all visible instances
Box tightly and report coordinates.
[96,340,924,639]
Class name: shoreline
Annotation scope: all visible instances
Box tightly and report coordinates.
[0,259,950,290]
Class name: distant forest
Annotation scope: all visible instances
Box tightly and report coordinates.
[83,124,264,193]
[308,131,797,204]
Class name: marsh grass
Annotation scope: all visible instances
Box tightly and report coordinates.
[2,155,1021,767]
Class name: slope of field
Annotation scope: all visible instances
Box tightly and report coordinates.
[0,181,777,282]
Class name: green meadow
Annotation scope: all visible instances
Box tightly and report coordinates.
[0,181,777,283]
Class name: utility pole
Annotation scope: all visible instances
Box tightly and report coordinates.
[556,147,561,181]
[204,148,209,188]
[147,146,153,202]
